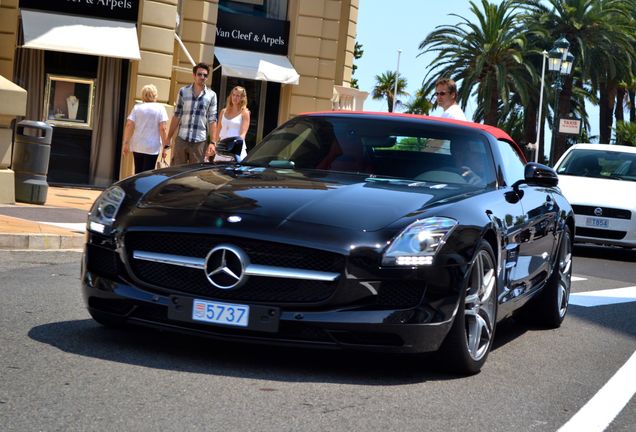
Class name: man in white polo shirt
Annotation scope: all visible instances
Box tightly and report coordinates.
[435,78,467,121]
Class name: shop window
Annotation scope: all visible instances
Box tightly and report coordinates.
[44,75,95,129]
[219,0,287,20]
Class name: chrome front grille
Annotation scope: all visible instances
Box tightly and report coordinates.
[571,205,631,220]
[124,232,345,304]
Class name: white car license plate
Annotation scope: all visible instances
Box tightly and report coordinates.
[192,299,249,327]
[585,217,609,228]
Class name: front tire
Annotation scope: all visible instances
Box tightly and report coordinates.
[438,241,498,375]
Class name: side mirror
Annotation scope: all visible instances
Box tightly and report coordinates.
[511,162,558,192]
[524,162,558,187]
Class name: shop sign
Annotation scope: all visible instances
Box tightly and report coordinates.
[216,11,289,56]
[558,118,582,135]
[20,0,139,22]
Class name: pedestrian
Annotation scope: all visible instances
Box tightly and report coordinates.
[214,86,250,163]
[122,84,169,174]
[435,78,467,121]
[167,62,218,165]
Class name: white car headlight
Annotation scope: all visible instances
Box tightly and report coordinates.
[87,186,126,233]
[382,217,457,266]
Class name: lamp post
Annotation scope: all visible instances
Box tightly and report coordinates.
[392,49,402,112]
[533,50,548,163]
[548,36,574,165]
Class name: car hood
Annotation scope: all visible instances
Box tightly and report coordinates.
[136,166,471,231]
[557,175,636,210]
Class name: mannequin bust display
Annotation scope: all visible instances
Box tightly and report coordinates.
[66,95,79,120]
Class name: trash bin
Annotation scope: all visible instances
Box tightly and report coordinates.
[12,120,53,205]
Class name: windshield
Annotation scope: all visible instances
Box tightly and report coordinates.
[556,148,636,181]
[242,116,497,186]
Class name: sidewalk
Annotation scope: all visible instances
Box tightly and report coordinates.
[0,186,102,250]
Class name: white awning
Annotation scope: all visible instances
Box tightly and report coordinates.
[214,47,299,85]
[21,10,141,60]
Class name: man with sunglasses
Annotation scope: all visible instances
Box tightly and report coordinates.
[434,78,467,121]
[167,62,218,164]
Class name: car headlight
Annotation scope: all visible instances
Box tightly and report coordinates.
[87,185,126,234]
[382,217,457,266]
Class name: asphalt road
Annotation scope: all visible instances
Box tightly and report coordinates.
[0,248,634,432]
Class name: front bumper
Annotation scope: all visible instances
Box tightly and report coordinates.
[81,226,469,353]
[82,266,459,354]
[573,213,636,248]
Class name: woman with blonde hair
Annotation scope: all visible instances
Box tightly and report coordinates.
[213,86,250,162]
[123,84,169,173]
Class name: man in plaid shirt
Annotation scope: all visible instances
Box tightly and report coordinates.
[167,62,218,164]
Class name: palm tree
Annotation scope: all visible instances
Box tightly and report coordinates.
[418,0,532,126]
[522,0,636,157]
[614,120,636,146]
[372,71,408,112]
[403,87,433,115]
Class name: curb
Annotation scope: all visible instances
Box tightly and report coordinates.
[0,233,85,250]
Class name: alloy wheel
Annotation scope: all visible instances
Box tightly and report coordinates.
[464,249,497,361]
[557,233,572,318]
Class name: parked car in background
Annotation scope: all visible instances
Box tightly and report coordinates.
[82,112,574,375]
[554,143,636,248]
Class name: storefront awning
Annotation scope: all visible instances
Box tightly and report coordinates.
[20,10,141,60]
[214,47,299,85]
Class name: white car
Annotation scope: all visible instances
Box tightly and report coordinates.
[554,143,636,248]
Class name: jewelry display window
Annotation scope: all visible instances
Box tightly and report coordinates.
[43,75,95,129]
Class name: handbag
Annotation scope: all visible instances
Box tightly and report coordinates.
[216,136,244,155]
[156,156,169,169]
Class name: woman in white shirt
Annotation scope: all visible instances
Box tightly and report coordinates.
[214,86,250,162]
[123,84,169,173]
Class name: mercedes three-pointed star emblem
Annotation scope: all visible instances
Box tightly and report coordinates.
[204,244,250,289]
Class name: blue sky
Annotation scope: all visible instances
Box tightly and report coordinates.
[354,0,601,145]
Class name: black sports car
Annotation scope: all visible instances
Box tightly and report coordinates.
[82,112,574,374]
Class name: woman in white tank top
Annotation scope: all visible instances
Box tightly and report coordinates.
[214,86,250,162]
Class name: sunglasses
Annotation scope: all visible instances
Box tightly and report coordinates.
[196,73,208,78]
[434,91,449,96]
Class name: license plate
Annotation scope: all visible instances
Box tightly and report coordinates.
[192,299,249,327]
[585,217,609,228]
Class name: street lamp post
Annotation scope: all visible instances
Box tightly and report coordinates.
[533,50,548,163]
[548,36,574,165]
[392,49,402,112]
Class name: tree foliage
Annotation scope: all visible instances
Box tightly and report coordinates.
[350,42,364,89]
[409,0,636,162]
[372,71,408,112]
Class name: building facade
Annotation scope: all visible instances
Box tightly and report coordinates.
[0,0,363,187]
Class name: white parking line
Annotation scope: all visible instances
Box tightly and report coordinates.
[569,286,636,307]
[558,350,636,432]
[572,276,587,282]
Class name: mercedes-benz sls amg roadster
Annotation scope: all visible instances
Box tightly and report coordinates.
[82,112,574,374]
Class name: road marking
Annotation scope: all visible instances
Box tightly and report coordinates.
[558,350,636,432]
[40,222,86,232]
[572,276,587,282]
[569,286,636,307]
